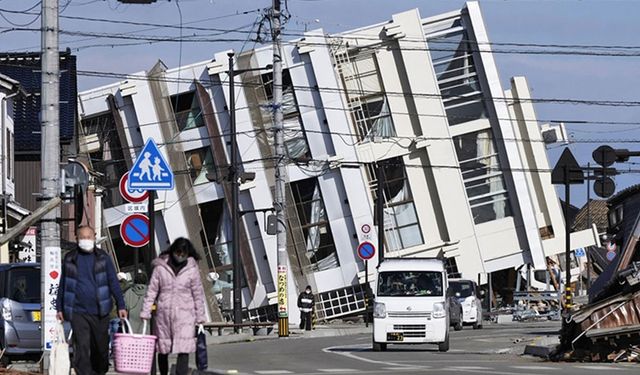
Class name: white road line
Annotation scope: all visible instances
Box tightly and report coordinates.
[382,367,430,371]
[511,366,556,371]
[317,369,358,373]
[254,371,294,374]
[574,365,625,371]
[321,344,425,370]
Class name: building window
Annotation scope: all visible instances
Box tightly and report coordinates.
[170,91,204,132]
[609,205,623,228]
[373,157,424,252]
[291,178,339,272]
[185,147,215,185]
[445,257,461,279]
[453,130,512,224]
[80,112,129,209]
[427,26,488,126]
[199,199,245,294]
[337,49,396,141]
[261,70,310,160]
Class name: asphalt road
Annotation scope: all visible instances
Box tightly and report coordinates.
[207,323,639,375]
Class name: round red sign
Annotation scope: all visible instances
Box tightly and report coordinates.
[119,172,149,203]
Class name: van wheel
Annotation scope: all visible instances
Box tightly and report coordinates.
[473,322,482,330]
[438,334,449,352]
[372,341,387,352]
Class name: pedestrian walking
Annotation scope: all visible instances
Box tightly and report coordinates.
[56,226,127,375]
[140,238,206,375]
[124,270,148,334]
[297,285,314,331]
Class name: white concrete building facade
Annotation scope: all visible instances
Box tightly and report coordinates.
[77,2,596,322]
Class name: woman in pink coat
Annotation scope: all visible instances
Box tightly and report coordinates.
[141,238,206,375]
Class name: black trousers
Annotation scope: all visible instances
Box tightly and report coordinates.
[71,313,110,375]
[158,353,189,375]
[299,311,312,331]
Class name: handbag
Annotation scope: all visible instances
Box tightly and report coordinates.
[196,324,208,370]
[49,322,71,375]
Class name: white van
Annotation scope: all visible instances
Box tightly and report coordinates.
[372,258,449,352]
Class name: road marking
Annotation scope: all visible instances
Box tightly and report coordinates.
[317,369,358,373]
[574,365,625,371]
[321,344,421,369]
[255,371,294,374]
[512,366,556,371]
[382,367,429,371]
[440,368,539,375]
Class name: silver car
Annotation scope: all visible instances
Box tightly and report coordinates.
[0,263,44,365]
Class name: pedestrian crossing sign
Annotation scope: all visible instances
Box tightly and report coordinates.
[127,138,174,191]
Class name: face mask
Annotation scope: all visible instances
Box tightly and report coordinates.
[172,253,188,265]
[305,290,311,294]
[78,239,95,252]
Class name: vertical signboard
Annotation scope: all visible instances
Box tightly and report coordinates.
[18,227,37,263]
[42,246,61,350]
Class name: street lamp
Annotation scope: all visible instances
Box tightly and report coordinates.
[208,52,271,333]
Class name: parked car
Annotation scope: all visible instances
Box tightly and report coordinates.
[447,289,463,331]
[449,279,484,329]
[0,263,42,365]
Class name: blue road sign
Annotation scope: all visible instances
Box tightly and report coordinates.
[357,241,376,261]
[575,248,586,258]
[606,250,616,262]
[127,139,174,191]
[120,214,150,248]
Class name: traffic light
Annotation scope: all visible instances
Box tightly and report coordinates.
[592,146,617,198]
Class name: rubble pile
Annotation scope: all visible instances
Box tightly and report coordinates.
[553,261,640,363]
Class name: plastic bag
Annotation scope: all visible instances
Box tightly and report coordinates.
[196,324,208,370]
[49,321,70,375]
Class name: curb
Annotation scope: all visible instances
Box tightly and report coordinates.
[523,344,557,359]
[206,326,371,345]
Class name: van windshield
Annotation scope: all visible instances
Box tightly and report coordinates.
[6,268,41,303]
[449,280,474,298]
[378,271,443,297]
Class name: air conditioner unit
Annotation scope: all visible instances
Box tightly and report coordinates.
[540,122,569,145]
[79,134,101,154]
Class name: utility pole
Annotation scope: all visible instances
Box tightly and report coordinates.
[40,0,61,370]
[272,0,289,337]
[227,52,243,333]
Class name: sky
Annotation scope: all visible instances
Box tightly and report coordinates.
[1,0,639,208]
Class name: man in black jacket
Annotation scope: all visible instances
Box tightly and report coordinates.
[297,285,314,331]
[56,226,127,375]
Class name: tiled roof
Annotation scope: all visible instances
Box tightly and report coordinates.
[0,51,77,153]
[573,199,609,232]
[608,184,640,206]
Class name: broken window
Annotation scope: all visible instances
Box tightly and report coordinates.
[334,50,393,140]
[291,178,339,272]
[170,91,204,132]
[261,70,310,160]
[453,130,512,224]
[185,147,215,185]
[337,50,396,141]
[80,112,129,208]
[199,199,245,294]
[372,157,424,252]
[427,26,488,126]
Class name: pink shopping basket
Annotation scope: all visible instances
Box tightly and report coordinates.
[113,319,157,374]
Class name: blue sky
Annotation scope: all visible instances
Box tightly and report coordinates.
[2,0,639,207]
